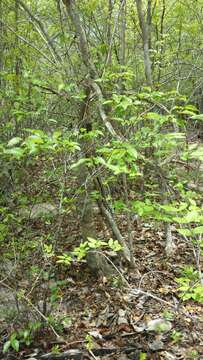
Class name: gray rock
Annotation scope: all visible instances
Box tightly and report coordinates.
[18,202,57,219]
[149,340,164,351]
[146,318,172,333]
[0,286,19,322]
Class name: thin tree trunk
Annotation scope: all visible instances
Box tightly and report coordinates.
[97,199,131,263]
[147,0,152,50]
[15,0,20,95]
[18,0,61,63]
[165,222,175,257]
[159,171,176,256]
[135,0,152,86]
[119,1,135,265]
[77,84,95,242]
[119,0,126,91]
[107,0,113,66]
[77,88,127,273]
[0,0,3,92]
[62,0,97,77]
[62,0,131,263]
[157,0,166,83]
[120,0,126,68]
[122,174,136,266]
[14,0,20,133]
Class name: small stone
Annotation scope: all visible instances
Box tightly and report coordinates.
[118,354,129,360]
[146,318,172,333]
[149,340,164,351]
[89,330,103,339]
[18,203,57,219]
[118,309,128,325]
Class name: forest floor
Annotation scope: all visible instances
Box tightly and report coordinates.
[2,209,202,360]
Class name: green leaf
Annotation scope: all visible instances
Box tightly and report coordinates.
[24,129,45,136]
[7,137,22,147]
[52,131,62,140]
[26,135,44,144]
[185,104,198,112]
[139,353,147,360]
[23,330,29,340]
[177,228,192,236]
[48,118,58,123]
[191,114,203,121]
[87,237,106,249]
[58,83,65,92]
[193,226,203,235]
[189,146,203,161]
[102,99,113,105]
[165,132,185,140]
[4,147,24,159]
[70,158,91,169]
[119,97,133,110]
[113,200,126,212]
[11,338,20,352]
[108,239,122,251]
[73,242,89,260]
[179,110,196,116]
[174,210,201,224]
[3,341,11,354]
[57,253,72,265]
[125,144,137,158]
[145,112,164,121]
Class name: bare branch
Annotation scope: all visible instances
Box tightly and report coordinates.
[0,19,57,66]
[18,0,61,63]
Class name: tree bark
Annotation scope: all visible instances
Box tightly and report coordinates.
[135,0,152,86]
[119,0,126,91]
[157,0,166,83]
[15,0,20,96]
[120,0,126,68]
[107,0,113,66]
[147,0,152,50]
[77,87,123,273]
[77,85,95,242]
[62,0,131,263]
[0,0,3,92]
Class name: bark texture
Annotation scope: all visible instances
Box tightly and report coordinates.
[135,0,152,86]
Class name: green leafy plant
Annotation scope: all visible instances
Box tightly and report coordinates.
[170,329,182,343]
[51,345,61,354]
[57,237,123,265]
[47,314,68,333]
[139,352,147,360]
[3,333,20,354]
[3,321,41,353]
[187,349,199,359]
[85,334,94,351]
[162,310,174,321]
[176,266,203,303]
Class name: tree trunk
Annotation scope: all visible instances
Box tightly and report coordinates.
[0,0,3,93]
[157,0,166,83]
[76,85,95,242]
[135,0,152,86]
[62,0,131,263]
[107,0,113,66]
[119,0,126,91]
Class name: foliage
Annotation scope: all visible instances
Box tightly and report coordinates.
[0,0,202,356]
[176,266,203,303]
[57,237,122,265]
[85,334,94,351]
[3,321,41,354]
[170,330,183,343]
